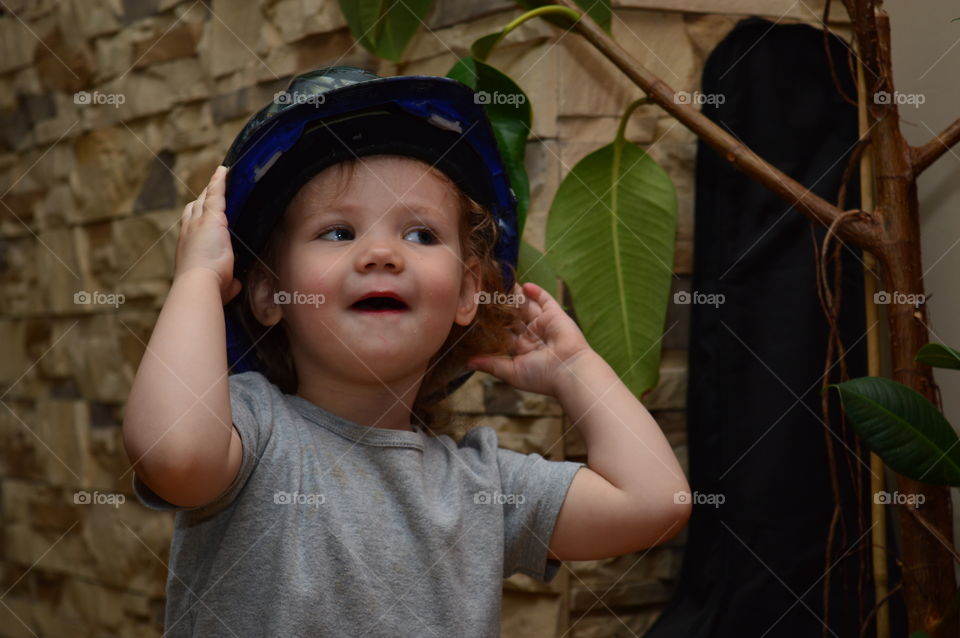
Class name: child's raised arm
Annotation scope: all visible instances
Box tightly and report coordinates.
[467,282,692,561]
[122,165,245,508]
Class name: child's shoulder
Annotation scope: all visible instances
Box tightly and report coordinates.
[455,424,498,449]
[226,370,287,426]
[452,424,551,465]
[228,369,271,384]
[228,369,280,397]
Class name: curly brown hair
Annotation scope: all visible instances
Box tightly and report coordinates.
[226,156,522,440]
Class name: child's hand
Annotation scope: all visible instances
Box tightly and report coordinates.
[466,282,593,398]
[174,165,242,305]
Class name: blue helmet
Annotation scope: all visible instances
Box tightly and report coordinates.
[222,65,519,398]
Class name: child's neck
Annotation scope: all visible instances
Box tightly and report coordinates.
[294,374,421,433]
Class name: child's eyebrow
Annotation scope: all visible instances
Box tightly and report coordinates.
[298,201,452,227]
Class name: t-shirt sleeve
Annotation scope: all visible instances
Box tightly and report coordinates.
[130,371,274,517]
[498,443,585,583]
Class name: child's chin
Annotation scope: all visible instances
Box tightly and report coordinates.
[359,344,432,369]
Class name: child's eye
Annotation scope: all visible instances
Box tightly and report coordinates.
[315,226,438,245]
[404,227,438,245]
[316,226,353,241]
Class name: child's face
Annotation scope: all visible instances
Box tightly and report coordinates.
[251,154,481,385]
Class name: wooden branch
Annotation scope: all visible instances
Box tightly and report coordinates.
[911,117,960,175]
[906,505,960,565]
[865,10,958,636]
[553,0,882,251]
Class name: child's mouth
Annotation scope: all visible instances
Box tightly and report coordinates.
[349,296,410,314]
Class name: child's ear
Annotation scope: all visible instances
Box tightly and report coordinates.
[249,267,283,327]
[455,255,482,327]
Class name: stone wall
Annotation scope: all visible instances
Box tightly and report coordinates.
[0,0,849,636]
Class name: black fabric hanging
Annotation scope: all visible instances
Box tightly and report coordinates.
[644,18,908,638]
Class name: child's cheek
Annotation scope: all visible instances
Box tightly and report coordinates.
[286,254,336,300]
[435,266,469,314]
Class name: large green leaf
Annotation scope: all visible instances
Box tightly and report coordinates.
[515,0,611,33]
[517,239,562,303]
[915,342,960,370]
[827,377,960,486]
[470,32,502,62]
[545,135,677,396]
[447,57,531,235]
[338,0,433,61]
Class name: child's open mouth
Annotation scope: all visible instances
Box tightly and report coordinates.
[349,295,410,314]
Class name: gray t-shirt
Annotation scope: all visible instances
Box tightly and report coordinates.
[132,370,584,637]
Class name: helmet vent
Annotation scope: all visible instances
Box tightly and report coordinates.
[427,113,462,133]
[254,150,283,182]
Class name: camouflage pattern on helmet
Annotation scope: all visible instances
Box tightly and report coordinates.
[223,66,380,167]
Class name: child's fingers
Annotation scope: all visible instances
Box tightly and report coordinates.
[516,284,543,323]
[526,282,561,314]
[468,354,513,381]
[181,167,225,225]
[203,167,227,218]
[193,188,207,218]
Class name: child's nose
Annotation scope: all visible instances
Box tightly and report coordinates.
[356,242,404,272]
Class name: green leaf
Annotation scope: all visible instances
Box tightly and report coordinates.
[515,0,611,33]
[827,377,960,486]
[338,0,433,61]
[517,239,562,302]
[447,57,531,234]
[470,32,503,62]
[916,342,960,370]
[545,137,677,397]
[910,632,933,638]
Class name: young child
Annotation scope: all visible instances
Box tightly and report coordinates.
[123,66,691,637]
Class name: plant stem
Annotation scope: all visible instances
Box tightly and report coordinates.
[615,97,651,142]
[481,5,582,61]
[502,5,581,34]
